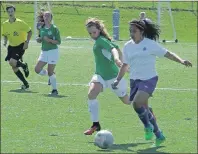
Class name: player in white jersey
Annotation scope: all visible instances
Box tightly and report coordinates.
[112,19,192,147]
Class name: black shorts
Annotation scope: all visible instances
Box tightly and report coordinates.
[5,43,25,61]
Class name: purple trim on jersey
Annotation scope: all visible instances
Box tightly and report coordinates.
[129,76,158,101]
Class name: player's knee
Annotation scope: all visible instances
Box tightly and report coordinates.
[88,91,98,100]
[48,71,54,76]
[34,67,41,74]
[9,60,16,67]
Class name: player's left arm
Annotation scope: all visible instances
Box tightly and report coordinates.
[111,48,122,68]
[151,41,192,67]
[164,51,192,67]
[20,20,32,50]
[97,37,122,67]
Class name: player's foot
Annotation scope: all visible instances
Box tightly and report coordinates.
[49,89,58,95]
[84,124,101,135]
[144,124,154,140]
[21,84,29,91]
[23,62,29,78]
[48,78,51,85]
[152,132,166,147]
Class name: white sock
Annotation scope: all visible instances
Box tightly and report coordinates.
[49,74,57,90]
[88,99,99,122]
[39,69,48,76]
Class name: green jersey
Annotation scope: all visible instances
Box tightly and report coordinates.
[93,36,119,80]
[39,24,61,51]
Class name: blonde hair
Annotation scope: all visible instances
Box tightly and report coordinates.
[85,17,111,41]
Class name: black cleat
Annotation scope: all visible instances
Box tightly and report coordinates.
[49,89,58,95]
[21,84,29,90]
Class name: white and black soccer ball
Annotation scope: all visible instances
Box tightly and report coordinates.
[94,130,114,149]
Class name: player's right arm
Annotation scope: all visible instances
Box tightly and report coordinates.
[3,36,8,46]
[2,22,8,46]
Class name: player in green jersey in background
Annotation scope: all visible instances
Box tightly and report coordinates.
[35,11,61,95]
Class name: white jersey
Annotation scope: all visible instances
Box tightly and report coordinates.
[123,38,167,80]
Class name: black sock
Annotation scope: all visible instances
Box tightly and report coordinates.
[15,70,28,85]
[148,110,160,133]
[93,122,100,126]
[16,60,26,69]
[134,106,150,128]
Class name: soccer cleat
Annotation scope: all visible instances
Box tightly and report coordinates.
[21,84,29,91]
[152,132,166,147]
[144,124,154,140]
[84,124,101,135]
[23,62,29,78]
[49,89,58,95]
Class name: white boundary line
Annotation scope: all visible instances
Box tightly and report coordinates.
[1,80,197,92]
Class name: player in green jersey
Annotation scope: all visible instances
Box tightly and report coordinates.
[84,18,131,135]
[35,11,61,95]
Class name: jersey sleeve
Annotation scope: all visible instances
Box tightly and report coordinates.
[20,20,31,32]
[96,37,115,52]
[123,45,129,64]
[1,23,6,36]
[150,41,167,58]
[111,41,119,49]
[54,27,61,45]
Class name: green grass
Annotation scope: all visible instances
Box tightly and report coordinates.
[1,40,197,153]
[1,1,197,42]
[1,1,197,153]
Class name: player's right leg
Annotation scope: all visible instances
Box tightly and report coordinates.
[84,75,104,135]
[9,58,29,90]
[35,51,48,76]
[133,91,154,140]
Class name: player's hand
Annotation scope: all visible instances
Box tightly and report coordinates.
[36,37,42,43]
[43,36,52,43]
[181,60,192,67]
[115,59,123,68]
[111,79,120,89]
[3,42,7,47]
[23,41,29,50]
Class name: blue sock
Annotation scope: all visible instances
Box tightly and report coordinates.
[134,106,150,128]
[155,130,162,138]
[148,110,160,137]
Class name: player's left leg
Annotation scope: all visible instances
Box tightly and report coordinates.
[137,77,165,146]
[48,64,58,95]
[15,43,29,78]
[47,49,59,95]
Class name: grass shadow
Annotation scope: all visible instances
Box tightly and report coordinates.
[88,141,152,152]
[9,89,38,94]
[42,94,69,98]
[137,146,168,154]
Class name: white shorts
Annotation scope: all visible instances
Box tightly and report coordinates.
[89,74,128,97]
[38,49,59,64]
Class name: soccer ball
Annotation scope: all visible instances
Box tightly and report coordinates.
[94,130,114,149]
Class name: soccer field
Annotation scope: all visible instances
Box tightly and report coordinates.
[1,40,197,153]
[1,1,197,153]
